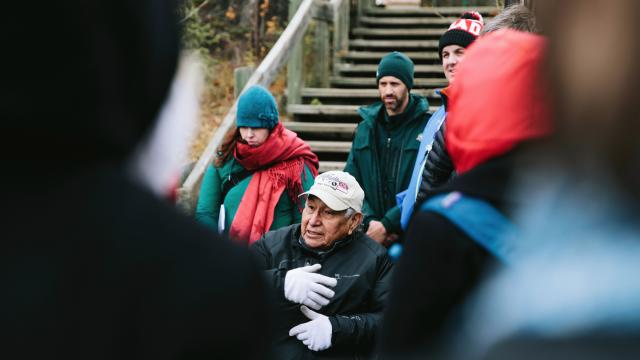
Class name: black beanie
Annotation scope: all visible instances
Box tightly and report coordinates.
[439,11,484,59]
[376,51,415,90]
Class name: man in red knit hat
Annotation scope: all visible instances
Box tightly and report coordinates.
[397,11,484,233]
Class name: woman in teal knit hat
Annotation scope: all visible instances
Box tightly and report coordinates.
[196,85,318,244]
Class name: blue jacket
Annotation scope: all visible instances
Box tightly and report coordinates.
[398,90,448,230]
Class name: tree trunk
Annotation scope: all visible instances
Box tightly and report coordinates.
[239,0,260,28]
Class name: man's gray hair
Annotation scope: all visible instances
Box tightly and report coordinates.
[344,207,365,234]
[481,4,538,35]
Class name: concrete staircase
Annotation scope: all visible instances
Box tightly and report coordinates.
[285,5,498,172]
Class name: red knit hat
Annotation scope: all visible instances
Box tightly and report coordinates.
[438,11,484,59]
[445,29,553,175]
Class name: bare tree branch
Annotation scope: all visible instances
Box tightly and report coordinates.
[180,0,211,23]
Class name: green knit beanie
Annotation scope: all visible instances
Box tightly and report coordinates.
[236,85,279,129]
[376,51,414,89]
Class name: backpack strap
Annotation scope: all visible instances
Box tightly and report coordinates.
[221,168,254,201]
[420,191,519,264]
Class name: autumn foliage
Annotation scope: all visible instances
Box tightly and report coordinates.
[180,0,288,161]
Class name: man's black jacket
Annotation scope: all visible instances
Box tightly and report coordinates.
[251,224,393,359]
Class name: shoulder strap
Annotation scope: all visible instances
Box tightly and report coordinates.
[420,192,519,264]
[221,168,253,201]
[412,108,447,199]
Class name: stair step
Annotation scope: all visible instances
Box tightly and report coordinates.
[289,103,439,116]
[336,63,443,75]
[308,141,352,154]
[382,0,421,8]
[319,161,346,173]
[287,104,360,116]
[302,87,438,99]
[330,76,447,88]
[342,51,439,62]
[300,87,442,107]
[352,27,445,37]
[350,39,439,50]
[287,5,487,171]
[360,16,458,26]
[365,6,498,16]
[283,121,357,135]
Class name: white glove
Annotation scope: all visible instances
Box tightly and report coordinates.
[284,264,337,310]
[289,305,333,352]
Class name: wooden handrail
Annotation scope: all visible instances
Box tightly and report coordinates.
[177,0,327,214]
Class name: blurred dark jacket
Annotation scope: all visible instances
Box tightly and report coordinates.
[380,151,515,357]
[1,1,269,358]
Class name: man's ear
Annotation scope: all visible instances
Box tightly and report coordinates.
[348,213,363,235]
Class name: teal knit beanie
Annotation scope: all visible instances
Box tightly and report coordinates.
[236,85,279,129]
[376,51,414,90]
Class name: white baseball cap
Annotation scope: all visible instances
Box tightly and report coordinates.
[300,171,365,213]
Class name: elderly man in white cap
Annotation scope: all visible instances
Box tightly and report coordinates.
[251,171,393,359]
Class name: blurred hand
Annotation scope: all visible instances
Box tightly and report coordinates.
[383,233,399,247]
[366,220,387,244]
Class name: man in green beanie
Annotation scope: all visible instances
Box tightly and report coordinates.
[344,51,431,246]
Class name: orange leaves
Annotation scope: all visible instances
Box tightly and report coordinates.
[225,5,236,21]
[266,16,279,34]
[259,0,270,18]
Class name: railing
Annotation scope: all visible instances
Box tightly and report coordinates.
[177,0,351,214]
[429,0,497,5]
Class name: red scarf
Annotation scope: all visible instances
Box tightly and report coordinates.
[229,123,318,244]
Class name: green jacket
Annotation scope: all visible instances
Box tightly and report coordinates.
[195,158,315,233]
[344,94,430,234]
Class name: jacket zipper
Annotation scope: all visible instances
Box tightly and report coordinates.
[386,137,393,196]
[396,136,405,189]
[387,137,405,192]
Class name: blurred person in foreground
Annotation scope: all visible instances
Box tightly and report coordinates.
[440,0,640,359]
[480,3,538,35]
[380,29,551,358]
[251,171,393,359]
[195,85,317,244]
[1,0,269,358]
